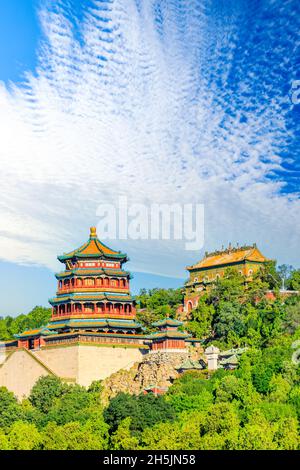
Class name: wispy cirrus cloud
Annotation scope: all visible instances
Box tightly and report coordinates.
[0,0,299,277]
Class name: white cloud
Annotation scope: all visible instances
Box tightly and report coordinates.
[0,0,299,277]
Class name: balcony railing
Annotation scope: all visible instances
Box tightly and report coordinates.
[57,285,129,295]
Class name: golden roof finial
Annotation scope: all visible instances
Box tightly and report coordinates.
[90,226,97,238]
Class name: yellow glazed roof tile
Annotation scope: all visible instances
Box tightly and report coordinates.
[58,227,127,261]
[188,246,269,270]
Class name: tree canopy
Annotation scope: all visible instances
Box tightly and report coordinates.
[0,306,51,341]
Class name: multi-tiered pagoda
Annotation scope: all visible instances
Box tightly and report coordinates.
[16,227,144,349]
[0,228,202,398]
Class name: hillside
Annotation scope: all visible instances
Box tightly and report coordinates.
[0,266,299,450]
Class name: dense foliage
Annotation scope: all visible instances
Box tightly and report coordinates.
[0,266,299,450]
[0,335,299,450]
[183,266,300,349]
[0,306,51,341]
[136,288,183,329]
[104,393,176,434]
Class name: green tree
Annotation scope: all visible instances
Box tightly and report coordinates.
[136,288,183,329]
[259,261,281,290]
[186,297,214,338]
[88,379,103,394]
[40,422,68,450]
[111,418,139,450]
[199,403,240,450]
[278,264,294,290]
[7,421,41,450]
[167,390,213,413]
[0,319,10,340]
[166,371,214,413]
[288,269,300,291]
[0,387,24,431]
[27,306,52,329]
[82,413,109,449]
[42,422,92,450]
[29,376,68,414]
[213,300,244,344]
[288,386,300,419]
[46,384,95,425]
[209,268,245,303]
[256,402,297,423]
[237,411,299,450]
[41,416,109,451]
[215,375,260,407]
[2,306,52,340]
[273,417,299,450]
[283,299,300,334]
[0,429,10,450]
[203,402,240,435]
[168,371,213,396]
[20,398,43,425]
[238,414,277,450]
[136,288,183,311]
[104,393,140,433]
[268,375,291,403]
[140,420,184,450]
[104,392,176,435]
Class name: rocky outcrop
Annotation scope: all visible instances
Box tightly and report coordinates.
[101,350,191,403]
[101,364,141,404]
[134,351,188,389]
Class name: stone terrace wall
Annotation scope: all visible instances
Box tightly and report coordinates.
[0,349,53,400]
[0,344,146,398]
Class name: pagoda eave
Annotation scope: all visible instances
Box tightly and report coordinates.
[152,318,183,327]
[49,318,142,328]
[55,269,131,279]
[45,331,147,340]
[49,293,134,305]
[145,331,191,340]
[57,253,128,262]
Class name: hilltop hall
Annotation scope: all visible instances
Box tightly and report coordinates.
[183,243,269,313]
[0,228,198,399]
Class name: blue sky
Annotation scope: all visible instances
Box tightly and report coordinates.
[0,1,39,83]
[0,0,299,316]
